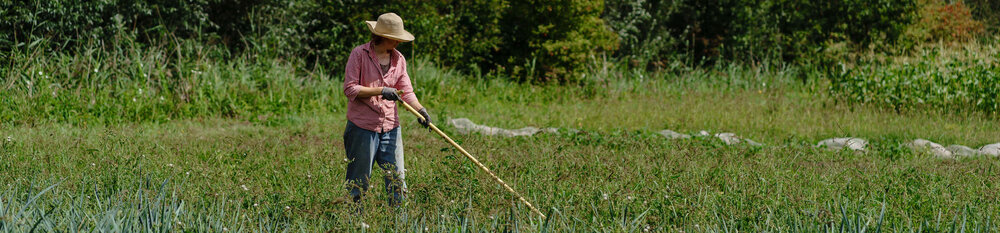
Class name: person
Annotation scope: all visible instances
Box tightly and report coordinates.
[342,12,431,207]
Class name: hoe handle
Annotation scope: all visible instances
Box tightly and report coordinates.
[398,99,546,219]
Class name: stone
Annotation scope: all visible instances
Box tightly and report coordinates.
[979,143,1000,157]
[816,138,867,151]
[714,133,741,145]
[658,130,691,139]
[541,128,560,134]
[946,145,979,157]
[713,133,764,146]
[448,118,541,137]
[905,139,952,159]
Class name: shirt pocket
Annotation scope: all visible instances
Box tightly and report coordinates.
[363,67,381,87]
[384,69,399,88]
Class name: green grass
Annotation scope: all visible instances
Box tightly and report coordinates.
[3,78,1000,231]
[3,39,1000,231]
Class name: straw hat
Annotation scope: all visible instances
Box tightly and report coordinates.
[365,13,414,42]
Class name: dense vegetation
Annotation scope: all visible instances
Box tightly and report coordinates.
[2,0,1000,231]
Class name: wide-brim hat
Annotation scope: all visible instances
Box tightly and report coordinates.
[366,13,414,42]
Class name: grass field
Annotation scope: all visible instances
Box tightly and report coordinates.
[3,57,1000,231]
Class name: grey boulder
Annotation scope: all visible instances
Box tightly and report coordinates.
[817,137,867,152]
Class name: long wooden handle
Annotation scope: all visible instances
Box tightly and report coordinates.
[398,100,546,218]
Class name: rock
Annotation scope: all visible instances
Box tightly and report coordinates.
[448,118,541,137]
[714,133,741,145]
[905,139,952,159]
[658,130,691,139]
[816,138,867,151]
[541,128,560,134]
[697,130,711,137]
[504,127,540,137]
[946,145,979,157]
[743,139,764,147]
[713,133,764,146]
[979,143,1000,156]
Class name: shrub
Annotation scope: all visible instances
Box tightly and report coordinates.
[0,0,269,55]
[292,0,616,83]
[965,0,1000,33]
[288,0,506,77]
[494,0,618,83]
[905,0,985,42]
[602,0,917,67]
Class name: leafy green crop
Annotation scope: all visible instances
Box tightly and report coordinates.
[828,47,1000,115]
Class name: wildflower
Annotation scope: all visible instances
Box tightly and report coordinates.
[37,71,42,76]
[222,227,228,231]
[138,88,143,94]
[143,73,148,78]
[93,68,98,73]
[90,163,96,166]
[285,206,290,210]
[307,174,312,179]
[52,91,57,97]
[602,193,608,200]
[185,171,190,175]
[241,185,249,191]
[343,158,350,162]
[159,96,165,101]
[488,215,495,220]
[167,163,174,167]
[5,136,11,142]
[626,195,634,201]
[132,98,136,102]
[361,222,370,229]
[253,203,259,207]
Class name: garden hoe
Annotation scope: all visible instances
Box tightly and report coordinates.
[397,94,546,218]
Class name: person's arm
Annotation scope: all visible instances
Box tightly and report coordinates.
[343,49,365,101]
[356,86,385,98]
[395,57,424,110]
[345,49,392,99]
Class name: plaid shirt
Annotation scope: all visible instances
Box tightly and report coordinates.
[343,42,424,133]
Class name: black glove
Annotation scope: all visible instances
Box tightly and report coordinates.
[381,87,400,101]
[417,108,432,128]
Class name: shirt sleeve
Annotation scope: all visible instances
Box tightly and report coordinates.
[343,49,363,102]
[395,56,425,110]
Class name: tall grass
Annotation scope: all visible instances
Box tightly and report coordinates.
[2,123,999,231]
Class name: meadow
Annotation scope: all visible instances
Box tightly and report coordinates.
[3,44,1000,231]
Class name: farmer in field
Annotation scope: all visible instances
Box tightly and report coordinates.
[342,12,431,207]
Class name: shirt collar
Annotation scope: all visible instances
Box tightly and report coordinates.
[364,41,398,65]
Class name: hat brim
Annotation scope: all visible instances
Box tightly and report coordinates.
[366,21,414,42]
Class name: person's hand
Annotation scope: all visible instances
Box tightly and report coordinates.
[381,87,400,101]
[417,108,432,128]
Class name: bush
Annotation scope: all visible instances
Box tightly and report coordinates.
[293,0,615,83]
[602,0,917,67]
[0,0,269,55]
[288,0,506,77]
[494,0,618,83]
[965,0,1000,33]
[905,0,985,42]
